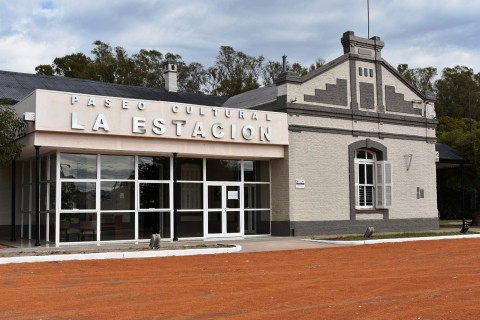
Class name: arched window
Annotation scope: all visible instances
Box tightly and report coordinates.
[354,149,392,209]
[355,150,375,208]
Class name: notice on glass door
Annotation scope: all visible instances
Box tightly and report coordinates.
[228,191,239,200]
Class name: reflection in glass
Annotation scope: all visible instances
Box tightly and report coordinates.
[60,153,97,179]
[139,183,169,209]
[22,161,31,184]
[244,210,270,235]
[101,155,135,180]
[49,183,55,210]
[48,212,56,241]
[40,183,47,211]
[40,213,47,241]
[244,160,270,182]
[208,212,222,234]
[227,211,240,233]
[179,183,203,209]
[22,186,30,211]
[101,182,135,210]
[60,212,96,242]
[49,154,56,181]
[139,156,170,180]
[138,212,171,239]
[176,158,203,181]
[208,185,222,209]
[177,212,203,237]
[100,212,135,240]
[244,184,270,209]
[61,182,96,210]
[41,156,48,181]
[206,159,240,181]
[40,212,55,242]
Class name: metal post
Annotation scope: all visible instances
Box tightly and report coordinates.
[367,0,370,39]
[461,164,468,233]
[172,153,178,241]
[35,146,41,246]
[10,159,16,242]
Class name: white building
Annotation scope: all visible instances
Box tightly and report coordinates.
[0,31,438,246]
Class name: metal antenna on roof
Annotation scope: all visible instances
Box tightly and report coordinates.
[367,0,370,38]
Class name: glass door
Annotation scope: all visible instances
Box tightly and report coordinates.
[206,183,242,237]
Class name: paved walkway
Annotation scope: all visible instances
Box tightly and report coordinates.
[220,236,349,252]
[1,224,478,262]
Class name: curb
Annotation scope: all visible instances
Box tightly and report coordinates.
[308,233,480,246]
[0,244,242,265]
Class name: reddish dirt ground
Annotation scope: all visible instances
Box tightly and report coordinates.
[1,239,480,319]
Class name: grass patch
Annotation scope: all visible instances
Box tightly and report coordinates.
[312,231,479,241]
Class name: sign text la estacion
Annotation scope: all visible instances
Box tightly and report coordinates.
[69,95,274,142]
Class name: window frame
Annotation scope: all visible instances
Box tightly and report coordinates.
[355,150,376,209]
[348,139,391,221]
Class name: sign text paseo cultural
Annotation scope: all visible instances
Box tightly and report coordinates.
[69,95,275,142]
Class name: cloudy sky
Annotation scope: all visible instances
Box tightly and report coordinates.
[1,0,479,76]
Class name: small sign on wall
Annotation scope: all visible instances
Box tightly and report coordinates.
[295,179,305,189]
[228,191,239,200]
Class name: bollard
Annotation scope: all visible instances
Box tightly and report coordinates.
[149,234,161,249]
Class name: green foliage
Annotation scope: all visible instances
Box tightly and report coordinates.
[0,103,26,166]
[397,63,437,93]
[435,66,480,119]
[35,41,324,96]
[436,116,480,219]
[207,46,264,96]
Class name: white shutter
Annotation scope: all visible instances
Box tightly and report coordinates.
[384,161,392,207]
[354,162,359,207]
[375,161,392,208]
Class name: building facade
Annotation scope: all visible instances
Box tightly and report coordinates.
[0,31,439,246]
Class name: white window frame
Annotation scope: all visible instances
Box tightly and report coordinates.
[355,150,393,209]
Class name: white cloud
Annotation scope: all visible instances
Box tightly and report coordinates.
[0,0,479,74]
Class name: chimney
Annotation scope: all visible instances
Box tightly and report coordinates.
[341,31,384,59]
[164,59,178,93]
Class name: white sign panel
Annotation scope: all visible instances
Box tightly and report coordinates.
[31,91,289,145]
[227,191,239,200]
[295,179,305,189]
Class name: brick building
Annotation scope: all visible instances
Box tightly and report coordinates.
[0,31,438,246]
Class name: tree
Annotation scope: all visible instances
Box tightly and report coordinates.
[397,64,437,93]
[178,62,207,93]
[35,41,319,96]
[0,101,26,166]
[309,58,326,72]
[436,115,480,222]
[131,49,164,87]
[261,60,282,86]
[35,52,96,80]
[435,66,480,119]
[207,46,264,96]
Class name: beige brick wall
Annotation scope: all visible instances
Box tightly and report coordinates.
[384,139,438,219]
[281,114,438,223]
[287,131,351,221]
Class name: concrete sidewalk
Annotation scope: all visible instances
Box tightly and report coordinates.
[1,224,478,264]
[0,236,348,264]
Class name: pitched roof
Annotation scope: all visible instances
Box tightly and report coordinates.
[222,85,277,109]
[436,143,469,168]
[0,70,228,106]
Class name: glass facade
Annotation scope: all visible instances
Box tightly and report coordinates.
[20,153,271,245]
